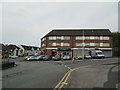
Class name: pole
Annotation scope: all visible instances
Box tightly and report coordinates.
[82,30,84,60]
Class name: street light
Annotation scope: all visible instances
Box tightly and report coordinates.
[82,30,84,60]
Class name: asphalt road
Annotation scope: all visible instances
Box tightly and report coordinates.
[2,57,119,89]
[2,61,68,88]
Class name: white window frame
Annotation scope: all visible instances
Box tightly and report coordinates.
[48,42,53,46]
[63,36,70,40]
[56,36,61,40]
[90,36,95,40]
[103,43,110,47]
[76,36,83,40]
[90,43,95,46]
[94,36,100,40]
[48,36,56,40]
[85,43,90,46]
[94,43,100,46]
[85,36,90,40]
[76,42,83,46]
[63,42,70,46]
[56,42,61,46]
[102,36,109,40]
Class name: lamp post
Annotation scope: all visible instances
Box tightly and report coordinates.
[82,30,84,60]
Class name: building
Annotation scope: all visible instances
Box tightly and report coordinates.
[41,29,112,57]
[19,45,40,56]
[7,44,21,56]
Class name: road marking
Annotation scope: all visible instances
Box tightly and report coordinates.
[53,65,91,90]
[53,59,119,89]
[53,70,70,90]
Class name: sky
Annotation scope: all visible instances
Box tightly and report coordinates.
[0,0,119,47]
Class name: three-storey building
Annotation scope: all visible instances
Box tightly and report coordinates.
[41,29,112,57]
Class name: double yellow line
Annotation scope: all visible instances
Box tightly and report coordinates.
[53,66,89,90]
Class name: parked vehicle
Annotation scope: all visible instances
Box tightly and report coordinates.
[77,56,83,60]
[24,55,34,60]
[9,55,18,59]
[90,50,105,59]
[43,55,52,61]
[84,54,92,59]
[54,55,61,61]
[62,55,71,60]
[35,55,45,61]
[26,56,35,61]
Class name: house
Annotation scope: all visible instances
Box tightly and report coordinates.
[19,45,40,56]
[40,29,112,57]
[7,44,21,56]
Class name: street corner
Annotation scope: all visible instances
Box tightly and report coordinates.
[63,64,119,89]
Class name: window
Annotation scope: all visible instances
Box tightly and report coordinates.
[48,42,53,46]
[42,43,45,47]
[48,42,56,46]
[94,43,100,46]
[42,38,45,42]
[90,43,94,46]
[48,36,56,40]
[52,42,56,46]
[85,36,90,40]
[56,36,61,40]
[85,43,90,46]
[103,36,109,40]
[63,42,70,46]
[63,36,70,40]
[94,36,100,40]
[90,36,94,40]
[56,42,61,46]
[76,36,82,40]
[103,43,110,47]
[76,43,83,46]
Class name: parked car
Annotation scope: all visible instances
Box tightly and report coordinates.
[84,54,92,59]
[26,56,35,61]
[62,55,71,60]
[34,55,45,61]
[9,55,18,59]
[43,55,52,61]
[54,55,61,61]
[77,56,83,60]
[24,55,34,60]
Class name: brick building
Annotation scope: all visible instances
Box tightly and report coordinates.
[41,29,112,57]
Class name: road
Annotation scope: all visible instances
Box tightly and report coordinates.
[2,57,119,89]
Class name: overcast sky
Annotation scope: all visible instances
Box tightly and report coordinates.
[1,1,119,47]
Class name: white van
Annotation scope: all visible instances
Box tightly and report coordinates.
[90,50,105,59]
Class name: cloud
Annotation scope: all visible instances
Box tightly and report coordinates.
[2,2,118,46]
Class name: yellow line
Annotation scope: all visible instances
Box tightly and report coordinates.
[53,70,70,90]
[53,65,91,90]
[58,71,72,90]
[58,65,91,89]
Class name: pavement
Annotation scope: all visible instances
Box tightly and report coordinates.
[63,60,120,89]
